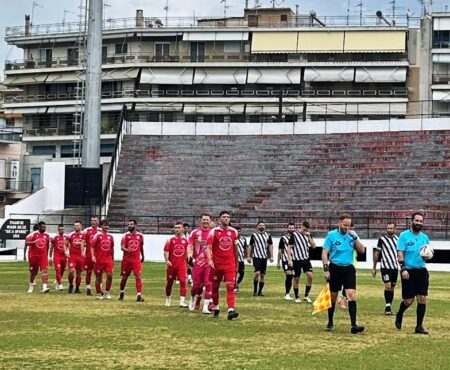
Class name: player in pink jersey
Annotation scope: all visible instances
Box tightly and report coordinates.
[164,222,189,308]
[67,221,85,294]
[187,213,213,314]
[91,219,115,300]
[26,221,51,293]
[206,211,239,320]
[82,216,99,296]
[49,224,69,291]
[119,219,145,302]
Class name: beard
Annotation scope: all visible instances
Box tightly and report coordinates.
[412,224,422,232]
[128,226,135,232]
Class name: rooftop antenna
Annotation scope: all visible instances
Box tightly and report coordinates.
[220,0,233,18]
[254,0,262,8]
[355,1,363,26]
[309,10,326,26]
[63,9,76,28]
[164,0,169,26]
[270,0,284,7]
[406,8,414,27]
[31,1,43,26]
[103,2,111,22]
[347,0,351,25]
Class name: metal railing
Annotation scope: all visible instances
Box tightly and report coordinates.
[5,15,421,38]
[102,105,129,215]
[0,127,22,142]
[9,213,450,240]
[0,178,33,192]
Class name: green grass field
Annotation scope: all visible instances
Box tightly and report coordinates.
[1,262,449,370]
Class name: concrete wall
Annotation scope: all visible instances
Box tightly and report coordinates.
[129,117,450,136]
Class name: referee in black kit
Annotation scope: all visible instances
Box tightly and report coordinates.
[322,214,366,334]
[248,221,273,296]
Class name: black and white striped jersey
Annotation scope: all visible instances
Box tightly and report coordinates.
[375,234,399,270]
[278,234,291,262]
[237,236,248,263]
[250,231,273,259]
[291,231,311,261]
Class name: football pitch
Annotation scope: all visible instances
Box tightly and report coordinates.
[1,262,449,370]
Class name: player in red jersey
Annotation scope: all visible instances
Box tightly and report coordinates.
[26,221,51,293]
[206,211,239,320]
[49,224,69,291]
[119,219,145,302]
[67,221,85,294]
[91,219,115,300]
[164,222,189,308]
[187,213,213,314]
[82,216,99,296]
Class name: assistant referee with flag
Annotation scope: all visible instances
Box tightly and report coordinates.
[322,214,366,334]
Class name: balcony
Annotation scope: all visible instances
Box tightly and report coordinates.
[5,15,420,39]
[0,178,33,193]
[0,127,23,142]
[432,74,450,84]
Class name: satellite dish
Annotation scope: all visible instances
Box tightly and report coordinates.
[376,10,383,17]
[309,9,316,17]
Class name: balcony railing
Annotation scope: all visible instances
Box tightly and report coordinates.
[5,15,421,38]
[432,74,450,83]
[0,178,33,193]
[4,88,409,105]
[0,127,22,142]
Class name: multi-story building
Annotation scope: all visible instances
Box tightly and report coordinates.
[2,7,421,185]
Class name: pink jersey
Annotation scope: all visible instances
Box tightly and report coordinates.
[189,227,211,267]
[52,234,68,258]
[27,231,50,258]
[91,232,114,262]
[82,227,99,257]
[121,231,144,262]
[207,226,238,270]
[164,235,188,268]
[68,231,84,257]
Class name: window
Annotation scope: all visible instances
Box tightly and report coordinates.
[102,46,108,63]
[190,42,205,62]
[32,145,56,156]
[67,48,79,66]
[280,14,288,22]
[155,43,170,61]
[100,143,115,157]
[115,43,128,54]
[248,14,258,27]
[37,48,52,67]
[61,145,80,158]
[224,42,241,53]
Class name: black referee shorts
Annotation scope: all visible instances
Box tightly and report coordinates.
[253,258,268,274]
[293,259,313,278]
[329,263,356,292]
[380,268,398,285]
[401,268,429,299]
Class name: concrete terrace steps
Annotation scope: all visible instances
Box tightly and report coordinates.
[107,130,450,235]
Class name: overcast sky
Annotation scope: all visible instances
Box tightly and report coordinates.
[1,0,448,81]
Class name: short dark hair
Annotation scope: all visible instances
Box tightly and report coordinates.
[340,214,352,221]
[387,221,396,227]
[302,221,310,228]
[100,219,109,226]
[175,221,183,227]
[91,215,99,220]
[183,223,190,228]
[74,220,83,225]
[129,219,137,225]
[257,221,265,226]
[58,224,64,228]
[287,222,295,227]
[411,212,424,220]
[201,213,212,219]
[219,210,230,217]
[38,221,46,226]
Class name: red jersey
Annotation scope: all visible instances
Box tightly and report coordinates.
[82,227,99,256]
[27,231,50,258]
[68,231,85,257]
[189,227,211,267]
[121,231,144,262]
[91,232,114,262]
[207,226,238,270]
[52,234,68,258]
[164,235,188,268]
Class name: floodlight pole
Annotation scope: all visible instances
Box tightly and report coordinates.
[82,0,103,168]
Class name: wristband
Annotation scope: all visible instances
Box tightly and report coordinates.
[399,261,407,271]
[323,264,329,272]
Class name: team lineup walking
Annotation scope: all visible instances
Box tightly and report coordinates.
[23,211,433,333]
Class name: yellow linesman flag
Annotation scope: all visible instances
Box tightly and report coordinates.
[312,283,332,315]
